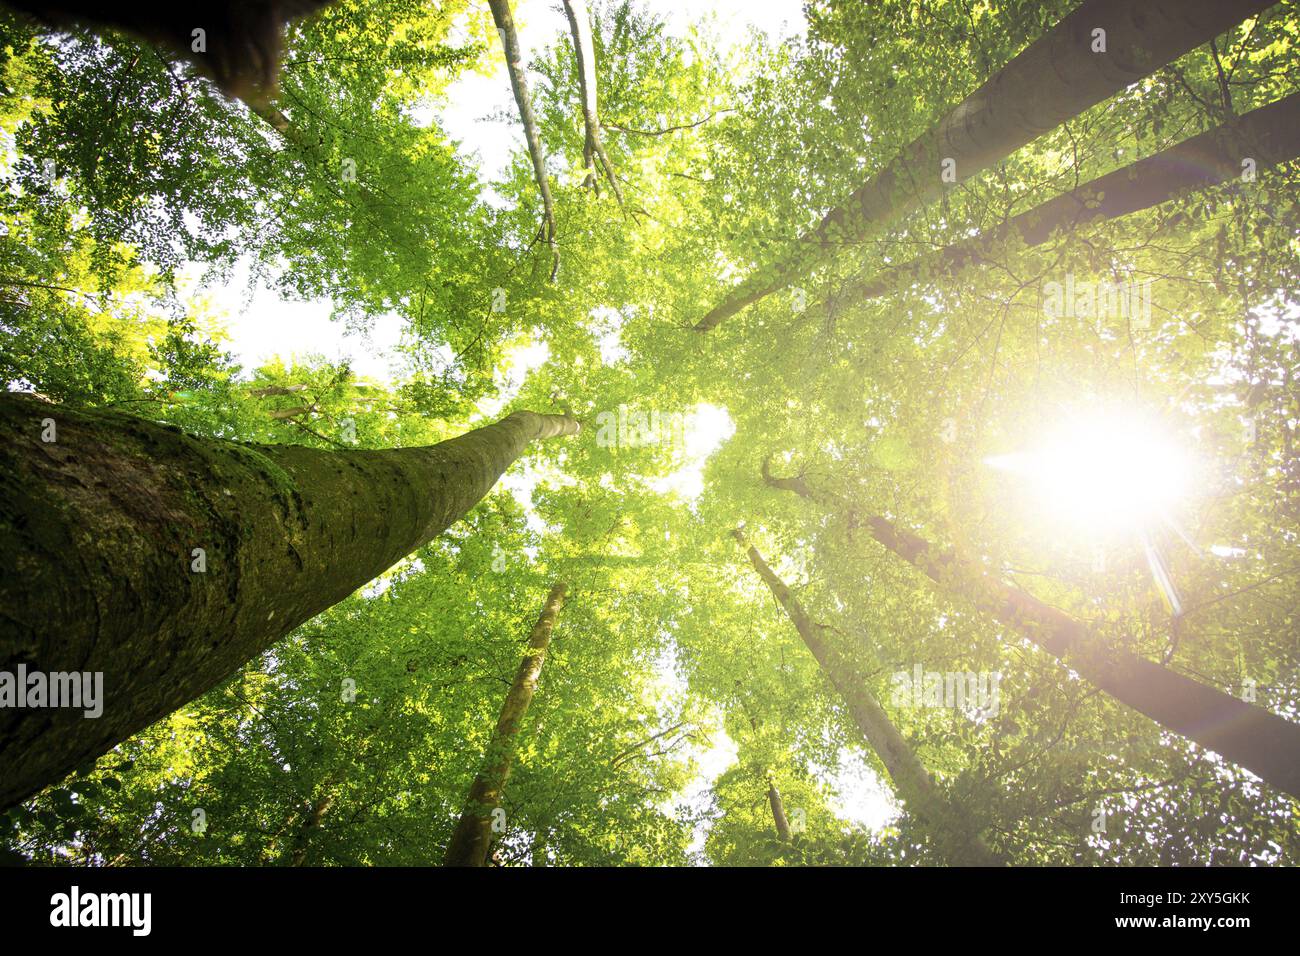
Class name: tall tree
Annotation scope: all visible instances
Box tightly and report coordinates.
[694,0,1274,330]
[561,0,622,203]
[813,92,1300,316]
[444,581,567,867]
[733,528,1002,866]
[760,470,1300,800]
[766,776,792,844]
[489,0,560,279]
[0,397,578,810]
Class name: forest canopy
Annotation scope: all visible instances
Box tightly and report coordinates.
[0,0,1297,869]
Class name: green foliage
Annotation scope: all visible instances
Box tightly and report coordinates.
[3,0,1298,866]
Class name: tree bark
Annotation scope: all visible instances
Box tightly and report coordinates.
[561,0,623,205]
[767,778,792,843]
[760,470,1300,800]
[249,384,309,397]
[694,0,1273,331]
[865,515,1300,801]
[444,581,567,867]
[733,529,1003,866]
[489,0,560,280]
[0,394,578,810]
[3,0,333,104]
[287,790,335,866]
[832,92,1300,308]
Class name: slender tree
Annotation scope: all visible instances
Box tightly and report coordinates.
[694,0,1274,331]
[561,0,623,204]
[0,395,578,810]
[287,791,335,866]
[733,529,1003,866]
[444,582,568,867]
[766,776,792,843]
[760,468,1300,800]
[489,0,560,279]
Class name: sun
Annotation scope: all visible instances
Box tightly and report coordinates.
[985,410,1197,537]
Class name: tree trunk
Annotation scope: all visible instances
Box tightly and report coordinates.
[694,0,1272,331]
[767,778,792,843]
[489,0,560,280]
[865,516,1300,801]
[3,0,333,103]
[733,529,1002,866]
[562,0,623,204]
[444,581,567,867]
[0,394,578,811]
[287,790,335,866]
[834,92,1300,307]
[759,467,1300,799]
[249,384,309,397]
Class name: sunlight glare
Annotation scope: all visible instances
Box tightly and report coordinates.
[985,412,1195,535]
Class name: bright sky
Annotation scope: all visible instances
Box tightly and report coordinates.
[440,0,807,181]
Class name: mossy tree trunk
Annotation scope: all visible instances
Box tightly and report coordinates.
[0,394,578,810]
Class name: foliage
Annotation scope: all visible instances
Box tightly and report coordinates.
[2,0,1298,866]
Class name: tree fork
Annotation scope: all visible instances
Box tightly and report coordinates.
[562,0,624,206]
[444,581,568,867]
[0,394,578,810]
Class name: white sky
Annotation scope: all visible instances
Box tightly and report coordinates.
[440,0,806,181]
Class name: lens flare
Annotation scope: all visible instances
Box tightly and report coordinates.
[985,412,1196,536]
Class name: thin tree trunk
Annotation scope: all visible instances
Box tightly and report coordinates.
[760,468,1300,799]
[866,515,1300,800]
[561,0,623,205]
[489,0,560,280]
[694,0,1272,331]
[268,405,311,420]
[444,582,567,867]
[0,395,578,811]
[767,778,792,843]
[287,790,335,866]
[830,92,1300,309]
[249,384,309,398]
[733,529,1002,866]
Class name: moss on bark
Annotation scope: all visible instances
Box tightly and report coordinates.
[0,395,577,810]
